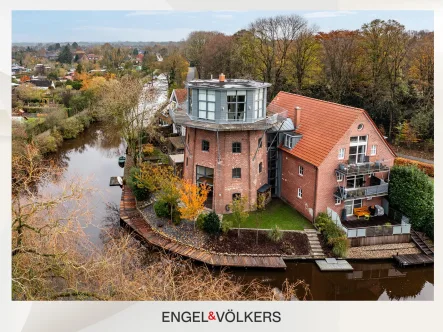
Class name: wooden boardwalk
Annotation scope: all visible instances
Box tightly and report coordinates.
[120,186,287,269]
[393,254,434,267]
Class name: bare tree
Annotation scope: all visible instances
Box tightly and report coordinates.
[249,14,307,97]
[289,25,320,92]
[96,76,158,163]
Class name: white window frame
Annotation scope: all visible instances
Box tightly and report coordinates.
[297,188,302,199]
[198,89,215,121]
[349,136,367,164]
[337,173,344,182]
[254,88,264,119]
[338,148,345,160]
[299,165,304,176]
[345,199,363,216]
[335,197,342,205]
[371,144,377,156]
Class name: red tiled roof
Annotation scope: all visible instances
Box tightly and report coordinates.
[174,89,187,104]
[269,91,395,166]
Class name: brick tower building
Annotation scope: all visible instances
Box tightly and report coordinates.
[169,74,288,214]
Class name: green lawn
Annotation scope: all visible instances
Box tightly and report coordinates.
[224,199,314,230]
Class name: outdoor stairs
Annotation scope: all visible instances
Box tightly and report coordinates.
[411,230,434,256]
[305,229,326,259]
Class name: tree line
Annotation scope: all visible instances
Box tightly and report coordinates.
[183,15,434,144]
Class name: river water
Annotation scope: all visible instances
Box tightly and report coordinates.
[41,122,434,301]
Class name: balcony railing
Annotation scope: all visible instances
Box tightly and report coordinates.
[168,106,287,131]
[334,183,389,200]
[345,224,411,238]
[336,161,390,176]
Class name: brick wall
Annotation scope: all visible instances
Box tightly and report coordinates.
[280,151,316,222]
[183,128,268,214]
[315,112,396,217]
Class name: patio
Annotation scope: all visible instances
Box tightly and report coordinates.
[342,215,401,229]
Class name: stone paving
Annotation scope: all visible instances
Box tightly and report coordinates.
[347,242,421,259]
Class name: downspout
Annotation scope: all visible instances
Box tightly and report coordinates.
[313,165,319,224]
[248,131,252,210]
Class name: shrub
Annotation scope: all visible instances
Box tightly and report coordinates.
[267,225,283,243]
[60,117,84,139]
[75,113,94,129]
[127,167,150,201]
[196,213,206,230]
[394,157,434,177]
[172,210,181,225]
[389,165,434,239]
[329,236,349,258]
[315,213,349,257]
[34,133,58,154]
[203,212,221,235]
[314,212,331,232]
[221,217,232,234]
[154,200,170,218]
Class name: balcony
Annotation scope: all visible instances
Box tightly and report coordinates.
[336,160,390,176]
[334,183,389,201]
[168,107,287,132]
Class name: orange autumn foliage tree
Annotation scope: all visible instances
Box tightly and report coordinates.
[178,180,209,230]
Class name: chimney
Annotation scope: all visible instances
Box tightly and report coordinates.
[294,106,302,129]
[219,73,225,82]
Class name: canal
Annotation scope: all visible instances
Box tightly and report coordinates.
[40,122,434,301]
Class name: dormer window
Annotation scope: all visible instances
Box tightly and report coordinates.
[284,134,298,149]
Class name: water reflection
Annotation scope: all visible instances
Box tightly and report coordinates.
[39,122,126,246]
[35,121,434,301]
[232,261,434,301]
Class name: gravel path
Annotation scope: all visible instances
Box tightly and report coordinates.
[347,242,421,259]
[139,204,210,248]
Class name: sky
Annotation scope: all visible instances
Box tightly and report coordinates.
[12,10,434,43]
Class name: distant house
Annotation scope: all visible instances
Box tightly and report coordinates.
[34,64,50,75]
[45,52,59,61]
[135,53,144,64]
[87,54,100,61]
[30,78,55,90]
[12,65,25,74]
[168,88,187,137]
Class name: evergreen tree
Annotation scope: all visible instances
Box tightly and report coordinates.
[76,62,83,74]
[57,45,73,64]
[72,42,79,49]
[132,48,139,56]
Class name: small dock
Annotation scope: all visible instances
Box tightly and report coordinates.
[110,176,123,186]
[393,254,434,267]
[315,258,353,271]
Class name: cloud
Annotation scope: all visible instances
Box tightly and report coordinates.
[303,11,357,19]
[213,14,233,20]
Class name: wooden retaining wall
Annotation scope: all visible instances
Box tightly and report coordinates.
[120,186,287,269]
[350,234,410,247]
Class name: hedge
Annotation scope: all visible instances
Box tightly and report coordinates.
[389,165,434,239]
[394,157,434,177]
[315,212,349,258]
